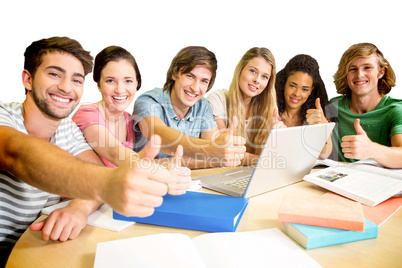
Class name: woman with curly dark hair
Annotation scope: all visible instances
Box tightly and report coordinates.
[275,54,332,159]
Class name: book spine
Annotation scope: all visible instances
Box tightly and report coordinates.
[113,211,234,232]
[282,222,378,250]
[278,213,364,231]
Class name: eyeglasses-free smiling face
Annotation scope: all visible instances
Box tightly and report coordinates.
[98,59,138,114]
[346,54,385,99]
[28,52,85,119]
[239,57,272,101]
[283,71,314,111]
[170,65,212,118]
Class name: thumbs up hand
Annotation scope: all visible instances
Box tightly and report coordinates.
[211,116,246,167]
[341,119,373,160]
[137,134,163,160]
[306,98,328,125]
[105,135,171,217]
[167,145,191,195]
[353,118,367,135]
[271,108,287,129]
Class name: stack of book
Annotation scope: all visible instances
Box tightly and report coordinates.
[278,192,402,249]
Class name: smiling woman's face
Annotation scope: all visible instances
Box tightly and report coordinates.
[98,59,138,113]
[239,57,272,101]
[283,71,314,111]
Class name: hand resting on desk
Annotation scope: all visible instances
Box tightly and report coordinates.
[29,199,95,241]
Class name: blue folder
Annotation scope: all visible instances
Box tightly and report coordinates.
[113,191,249,232]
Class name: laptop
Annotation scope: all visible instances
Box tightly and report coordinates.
[199,122,335,198]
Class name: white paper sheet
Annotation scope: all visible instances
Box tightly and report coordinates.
[93,229,322,268]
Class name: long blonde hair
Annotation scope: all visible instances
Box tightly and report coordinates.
[227,47,277,155]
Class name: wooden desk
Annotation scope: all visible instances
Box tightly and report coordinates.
[6,167,402,267]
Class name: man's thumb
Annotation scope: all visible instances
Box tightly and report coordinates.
[140,135,161,159]
[354,119,366,135]
[172,145,183,167]
[29,221,45,231]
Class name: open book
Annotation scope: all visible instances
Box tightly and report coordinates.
[93,228,321,268]
[304,160,402,207]
[313,158,344,168]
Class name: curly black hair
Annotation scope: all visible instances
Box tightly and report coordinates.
[275,54,328,123]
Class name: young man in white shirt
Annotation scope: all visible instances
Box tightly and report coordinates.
[0,37,189,265]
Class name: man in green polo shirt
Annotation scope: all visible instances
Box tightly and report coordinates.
[329,43,402,168]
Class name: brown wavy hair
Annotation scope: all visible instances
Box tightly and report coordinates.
[24,36,93,94]
[333,43,396,97]
[164,46,217,92]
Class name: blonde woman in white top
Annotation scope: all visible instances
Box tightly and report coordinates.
[208,47,285,165]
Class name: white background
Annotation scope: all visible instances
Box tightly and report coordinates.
[1,0,401,113]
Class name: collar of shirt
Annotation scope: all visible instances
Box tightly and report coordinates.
[160,89,195,122]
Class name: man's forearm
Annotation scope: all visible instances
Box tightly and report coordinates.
[371,143,402,168]
[152,125,212,157]
[1,127,112,202]
[139,117,246,167]
[68,199,103,215]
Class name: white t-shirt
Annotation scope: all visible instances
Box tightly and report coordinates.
[207,89,250,129]
[207,88,229,125]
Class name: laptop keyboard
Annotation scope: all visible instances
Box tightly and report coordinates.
[222,175,251,190]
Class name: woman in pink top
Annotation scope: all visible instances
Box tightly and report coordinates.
[73,46,140,167]
[73,46,190,194]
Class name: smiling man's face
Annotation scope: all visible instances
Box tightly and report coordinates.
[27,52,85,119]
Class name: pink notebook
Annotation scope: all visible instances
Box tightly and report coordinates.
[278,192,365,231]
[362,196,402,226]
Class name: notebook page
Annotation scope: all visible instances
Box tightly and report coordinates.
[94,233,206,268]
[193,228,321,268]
